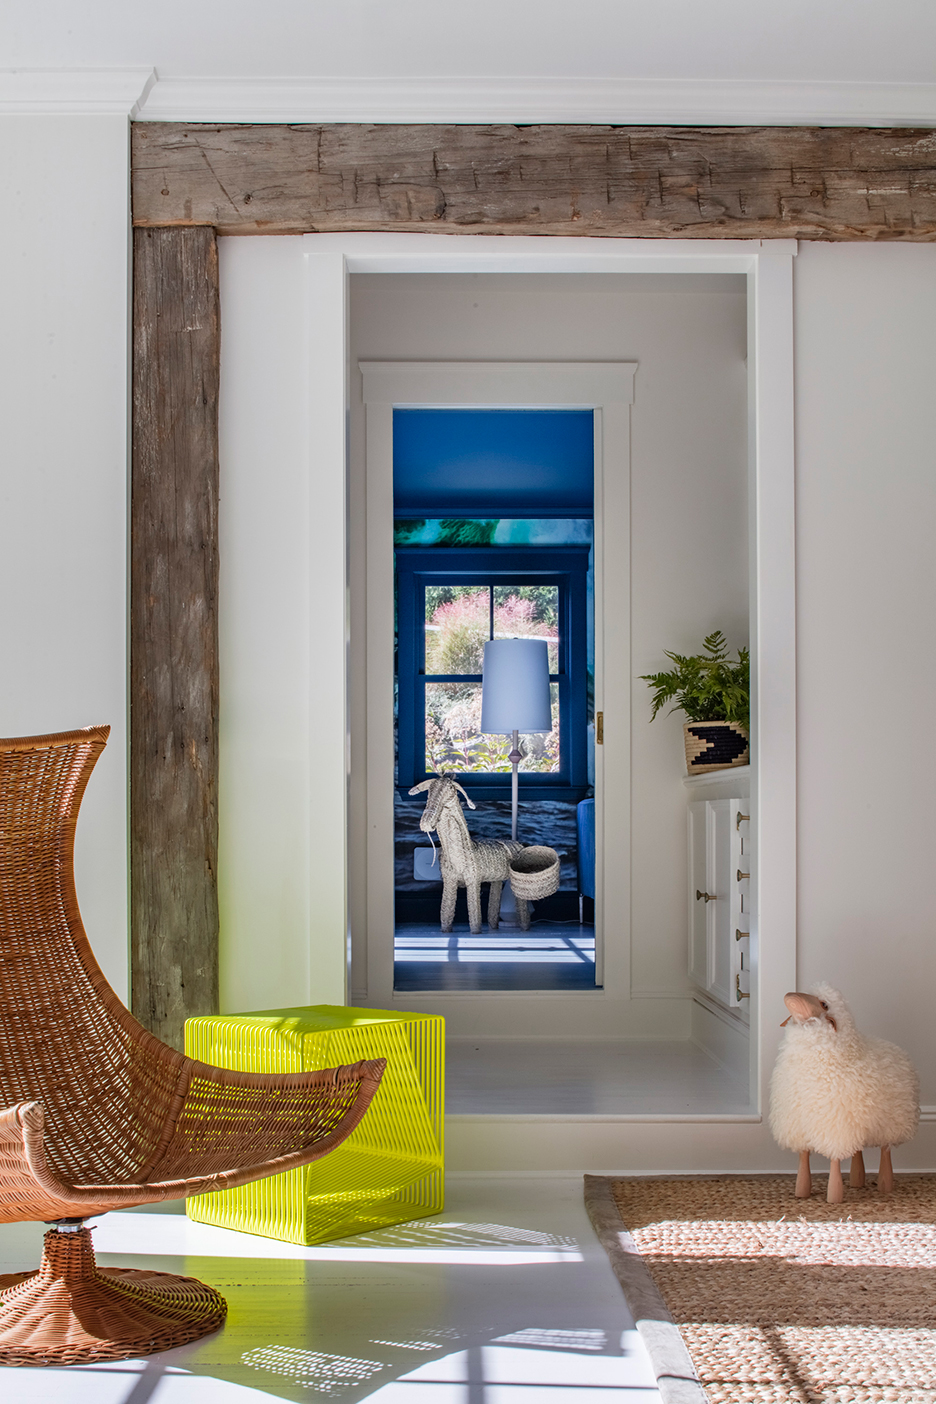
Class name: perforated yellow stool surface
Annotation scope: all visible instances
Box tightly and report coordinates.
[185,1006,444,1245]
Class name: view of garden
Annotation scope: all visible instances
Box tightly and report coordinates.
[423,585,561,774]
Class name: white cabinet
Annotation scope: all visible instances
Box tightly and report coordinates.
[687,794,751,1021]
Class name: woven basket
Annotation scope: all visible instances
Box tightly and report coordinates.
[683,719,749,775]
[508,845,561,900]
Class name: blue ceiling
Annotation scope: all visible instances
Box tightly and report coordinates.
[393,409,594,519]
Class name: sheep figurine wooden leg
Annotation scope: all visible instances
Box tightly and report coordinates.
[769,985,919,1204]
[796,1144,867,1199]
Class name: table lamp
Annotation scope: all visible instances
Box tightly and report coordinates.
[480,637,553,842]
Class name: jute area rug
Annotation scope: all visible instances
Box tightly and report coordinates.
[585,1172,936,1404]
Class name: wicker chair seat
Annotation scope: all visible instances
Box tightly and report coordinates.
[0,726,386,1364]
[0,1060,380,1220]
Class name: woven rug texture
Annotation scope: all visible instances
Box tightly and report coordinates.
[610,1174,936,1404]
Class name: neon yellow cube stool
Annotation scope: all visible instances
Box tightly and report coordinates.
[184,1005,444,1245]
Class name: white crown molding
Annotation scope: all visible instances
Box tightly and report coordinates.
[0,68,156,116]
[4,69,931,127]
[136,74,936,126]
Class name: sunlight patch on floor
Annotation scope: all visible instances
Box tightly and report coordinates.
[365,1334,659,1400]
[0,1180,661,1403]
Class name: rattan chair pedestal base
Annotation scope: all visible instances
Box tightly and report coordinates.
[0,1228,226,1366]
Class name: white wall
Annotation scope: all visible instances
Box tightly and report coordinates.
[215,237,316,1014]
[794,242,936,1106]
[216,236,352,1016]
[348,272,749,1020]
[4,0,932,84]
[0,114,131,999]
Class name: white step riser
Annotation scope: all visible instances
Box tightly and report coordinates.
[445,1117,936,1176]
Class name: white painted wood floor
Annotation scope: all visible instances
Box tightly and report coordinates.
[447,1039,752,1115]
[0,1179,661,1403]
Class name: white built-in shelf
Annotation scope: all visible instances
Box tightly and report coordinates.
[682,764,750,790]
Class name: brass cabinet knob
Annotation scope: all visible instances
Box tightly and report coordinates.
[696,889,717,903]
[736,974,751,1002]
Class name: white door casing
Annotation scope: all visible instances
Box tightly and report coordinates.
[359,360,635,1029]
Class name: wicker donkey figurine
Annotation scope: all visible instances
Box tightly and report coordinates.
[409,773,530,934]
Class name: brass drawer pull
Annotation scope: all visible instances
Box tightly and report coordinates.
[735,928,748,942]
[696,890,716,903]
[737,869,750,882]
[736,811,750,830]
[736,974,750,1002]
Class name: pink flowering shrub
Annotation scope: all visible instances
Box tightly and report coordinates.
[425,590,560,774]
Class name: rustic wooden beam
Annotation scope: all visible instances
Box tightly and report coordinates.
[132,122,936,240]
[131,226,220,1051]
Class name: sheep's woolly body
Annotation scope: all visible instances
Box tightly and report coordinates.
[769,984,919,1161]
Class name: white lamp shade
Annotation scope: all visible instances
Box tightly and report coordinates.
[480,638,553,734]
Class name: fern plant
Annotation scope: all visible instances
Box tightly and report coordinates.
[640,630,749,730]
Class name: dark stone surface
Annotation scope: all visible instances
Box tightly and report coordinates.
[396,793,581,892]
[396,888,585,924]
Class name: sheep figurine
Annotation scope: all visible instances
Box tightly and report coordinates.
[769,984,919,1203]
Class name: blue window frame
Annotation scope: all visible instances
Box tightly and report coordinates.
[397,546,590,802]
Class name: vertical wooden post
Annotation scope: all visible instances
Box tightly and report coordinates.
[131,226,220,1050]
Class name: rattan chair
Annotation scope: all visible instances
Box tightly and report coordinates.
[0,726,386,1366]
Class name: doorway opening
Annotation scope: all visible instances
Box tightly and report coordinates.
[218,236,798,1137]
[323,249,797,1129]
[392,407,596,991]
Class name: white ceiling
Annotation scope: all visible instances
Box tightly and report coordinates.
[4,0,935,84]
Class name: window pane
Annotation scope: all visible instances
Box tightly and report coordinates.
[522,682,560,772]
[492,585,559,672]
[425,586,489,674]
[426,681,560,775]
